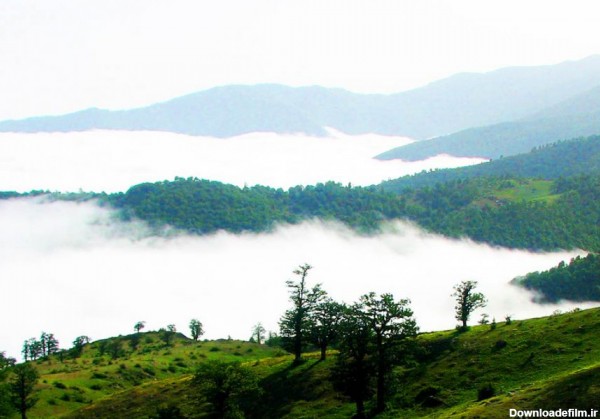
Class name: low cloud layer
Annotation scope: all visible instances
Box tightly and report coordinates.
[1,198,592,360]
[0,130,485,192]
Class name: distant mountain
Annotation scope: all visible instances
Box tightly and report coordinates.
[377,84,600,161]
[2,56,600,138]
[380,135,600,192]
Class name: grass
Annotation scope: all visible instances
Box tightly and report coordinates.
[7,307,600,418]
[491,179,560,204]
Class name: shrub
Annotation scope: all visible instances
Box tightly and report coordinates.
[477,384,495,401]
[53,381,67,389]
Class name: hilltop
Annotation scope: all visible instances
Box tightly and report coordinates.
[2,307,599,418]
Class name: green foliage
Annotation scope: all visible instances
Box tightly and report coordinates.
[189,319,204,341]
[515,253,600,302]
[9,362,40,417]
[452,281,487,329]
[382,135,600,192]
[192,360,262,418]
[279,264,327,362]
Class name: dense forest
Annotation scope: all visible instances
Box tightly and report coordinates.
[2,171,599,252]
[103,173,600,252]
[514,253,600,303]
[381,135,600,192]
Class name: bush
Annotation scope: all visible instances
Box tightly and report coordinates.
[477,384,495,401]
[53,381,67,389]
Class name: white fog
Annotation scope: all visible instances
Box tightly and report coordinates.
[0,130,485,193]
[0,198,590,360]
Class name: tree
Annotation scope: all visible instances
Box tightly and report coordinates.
[9,363,39,419]
[309,299,345,361]
[251,323,266,345]
[359,292,418,413]
[70,336,90,359]
[279,264,326,363]
[189,319,204,341]
[332,304,374,419]
[160,325,177,347]
[134,321,146,334]
[0,351,16,417]
[193,360,262,418]
[453,280,487,329]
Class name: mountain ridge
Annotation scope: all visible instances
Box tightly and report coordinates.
[2,56,600,139]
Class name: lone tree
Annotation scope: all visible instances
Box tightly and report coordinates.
[453,280,487,329]
[189,319,204,341]
[279,263,326,363]
[9,363,39,419]
[252,323,266,345]
[134,321,146,334]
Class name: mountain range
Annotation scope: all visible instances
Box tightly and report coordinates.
[2,56,600,145]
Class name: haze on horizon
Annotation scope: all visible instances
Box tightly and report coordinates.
[1,0,599,120]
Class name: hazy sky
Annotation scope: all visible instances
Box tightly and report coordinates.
[1,0,599,119]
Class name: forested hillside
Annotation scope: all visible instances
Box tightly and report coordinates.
[514,253,600,302]
[381,135,600,192]
[106,172,600,251]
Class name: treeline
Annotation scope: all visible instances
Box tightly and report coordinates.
[514,253,600,303]
[108,174,600,251]
[108,178,406,234]
[381,135,600,192]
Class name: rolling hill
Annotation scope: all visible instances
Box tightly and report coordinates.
[2,56,600,139]
[3,307,599,418]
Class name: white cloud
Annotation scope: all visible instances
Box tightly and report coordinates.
[0,198,592,360]
[0,130,485,193]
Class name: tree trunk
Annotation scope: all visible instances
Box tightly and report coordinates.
[320,342,327,361]
[376,333,385,413]
[355,398,365,419]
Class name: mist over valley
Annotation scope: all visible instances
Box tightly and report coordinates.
[0,197,588,361]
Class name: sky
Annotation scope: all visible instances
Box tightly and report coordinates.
[1,0,600,120]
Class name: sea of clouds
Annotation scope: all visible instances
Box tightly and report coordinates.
[0,198,589,360]
[0,129,593,360]
[0,129,484,192]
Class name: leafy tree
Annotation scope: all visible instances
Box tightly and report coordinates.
[70,336,90,359]
[359,292,418,413]
[134,321,146,333]
[0,351,16,416]
[160,325,177,347]
[453,280,487,329]
[9,363,39,419]
[21,339,41,362]
[189,319,204,341]
[0,352,16,371]
[251,323,266,345]
[309,299,345,360]
[193,360,262,418]
[279,264,326,362]
[332,305,374,419]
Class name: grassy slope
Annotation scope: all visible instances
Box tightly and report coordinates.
[12,307,600,418]
[21,333,284,418]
